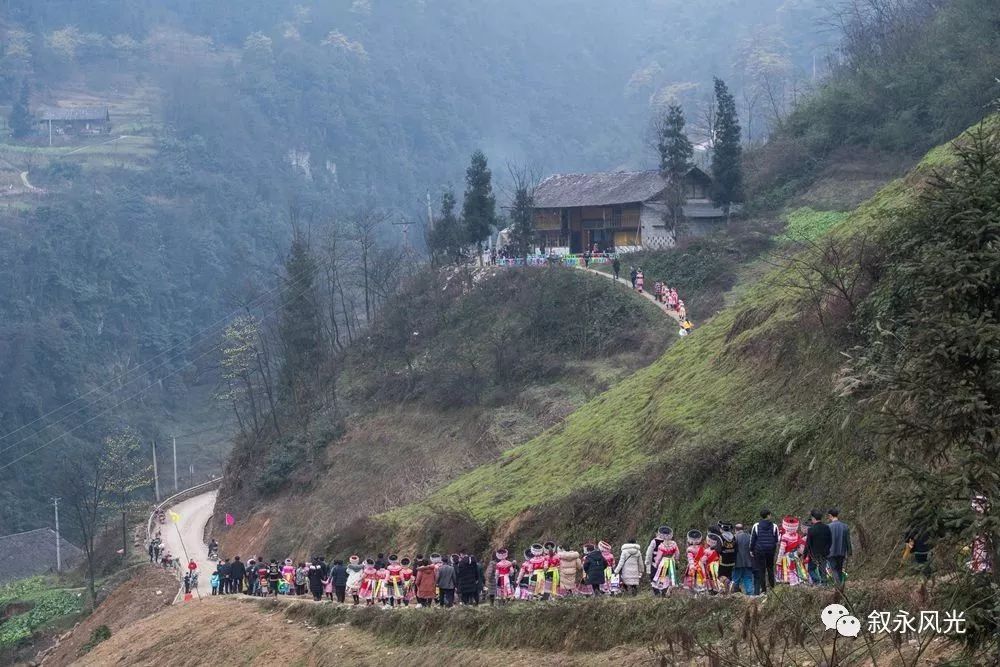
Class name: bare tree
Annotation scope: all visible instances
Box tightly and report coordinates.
[350,209,388,323]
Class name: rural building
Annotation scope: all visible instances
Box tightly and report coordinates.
[36,106,112,138]
[531,167,731,253]
[0,528,83,583]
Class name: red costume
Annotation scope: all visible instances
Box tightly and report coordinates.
[776,516,806,585]
[495,549,515,600]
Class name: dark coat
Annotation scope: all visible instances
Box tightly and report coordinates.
[230,560,247,582]
[330,564,349,587]
[218,562,232,579]
[806,522,832,561]
[307,562,325,588]
[455,557,481,594]
[750,520,778,553]
[583,550,606,586]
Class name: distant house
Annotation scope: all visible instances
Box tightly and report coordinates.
[531,167,733,253]
[0,528,84,583]
[36,106,112,139]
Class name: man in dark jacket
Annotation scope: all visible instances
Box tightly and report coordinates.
[307,556,325,601]
[436,556,457,607]
[455,554,480,606]
[749,509,779,595]
[217,558,232,595]
[804,509,832,585]
[374,553,388,570]
[733,523,754,595]
[582,544,606,595]
[827,508,852,586]
[229,556,247,594]
[329,559,349,603]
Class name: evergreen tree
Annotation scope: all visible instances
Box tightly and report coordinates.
[656,104,694,233]
[9,80,32,140]
[429,190,466,266]
[507,183,535,261]
[710,77,743,217]
[278,231,325,400]
[462,150,497,264]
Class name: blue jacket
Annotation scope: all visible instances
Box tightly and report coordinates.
[828,520,853,558]
[750,519,778,553]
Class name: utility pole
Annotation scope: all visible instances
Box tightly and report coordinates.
[426,192,434,231]
[391,219,414,252]
[172,435,178,492]
[52,497,61,571]
[151,439,160,503]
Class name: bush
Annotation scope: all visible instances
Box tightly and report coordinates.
[79,625,111,655]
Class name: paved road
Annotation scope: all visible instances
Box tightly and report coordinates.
[575,264,683,322]
[19,170,40,192]
[156,490,217,599]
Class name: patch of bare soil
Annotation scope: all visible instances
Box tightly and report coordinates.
[43,566,177,666]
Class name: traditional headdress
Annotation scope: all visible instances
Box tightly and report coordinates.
[543,541,556,552]
[400,557,411,566]
[657,525,673,539]
[349,555,360,564]
[686,530,703,546]
[782,516,800,533]
[706,532,722,549]
[598,540,612,553]
[388,554,399,563]
[429,553,442,564]
[365,558,375,565]
[495,548,508,560]
[530,543,544,557]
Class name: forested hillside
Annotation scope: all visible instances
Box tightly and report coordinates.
[0,0,833,534]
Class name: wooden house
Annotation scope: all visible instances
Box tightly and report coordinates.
[531,167,730,253]
[37,106,112,139]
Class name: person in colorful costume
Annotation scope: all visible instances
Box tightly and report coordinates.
[345,555,364,605]
[494,549,516,602]
[384,554,404,606]
[776,516,807,586]
[517,549,534,600]
[703,532,723,593]
[281,559,296,595]
[358,558,378,605]
[715,521,738,590]
[543,541,560,599]
[399,557,415,605]
[525,544,548,599]
[650,526,680,594]
[684,530,706,592]
[598,541,617,594]
[645,526,672,584]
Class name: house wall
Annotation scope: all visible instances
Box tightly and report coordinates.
[640,202,676,249]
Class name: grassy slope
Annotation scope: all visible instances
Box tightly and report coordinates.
[377,129,970,558]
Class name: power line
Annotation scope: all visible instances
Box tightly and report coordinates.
[0,276,321,473]
[0,256,326,457]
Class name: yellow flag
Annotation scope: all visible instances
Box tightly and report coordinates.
[169,510,181,524]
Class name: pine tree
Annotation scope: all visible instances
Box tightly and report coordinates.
[429,190,466,266]
[657,104,694,233]
[508,184,535,261]
[278,231,325,400]
[9,80,32,140]
[710,78,743,218]
[462,150,497,264]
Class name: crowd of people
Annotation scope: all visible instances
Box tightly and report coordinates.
[173,507,853,607]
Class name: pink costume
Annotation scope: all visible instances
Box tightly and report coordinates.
[385,556,404,599]
[598,541,617,593]
[495,549,515,600]
[776,516,806,585]
[358,561,378,601]
[684,530,706,592]
[651,528,680,591]
[527,544,548,598]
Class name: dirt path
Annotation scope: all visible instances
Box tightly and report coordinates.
[20,170,41,192]
[156,490,217,599]
[574,264,683,322]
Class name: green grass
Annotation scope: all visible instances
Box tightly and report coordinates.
[779,207,850,242]
[379,119,981,552]
[0,578,84,648]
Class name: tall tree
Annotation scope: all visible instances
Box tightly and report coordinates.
[710,77,743,218]
[506,164,537,261]
[277,229,324,402]
[656,105,694,233]
[462,150,497,264]
[64,428,151,609]
[429,190,466,266]
[847,125,1000,653]
[9,80,32,139]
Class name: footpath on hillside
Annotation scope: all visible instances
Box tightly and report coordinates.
[572,264,684,323]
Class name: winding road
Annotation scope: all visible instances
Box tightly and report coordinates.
[157,490,217,599]
[575,264,683,322]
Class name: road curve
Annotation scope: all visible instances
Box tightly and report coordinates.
[156,489,217,599]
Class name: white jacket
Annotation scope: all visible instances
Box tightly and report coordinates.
[615,543,644,585]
